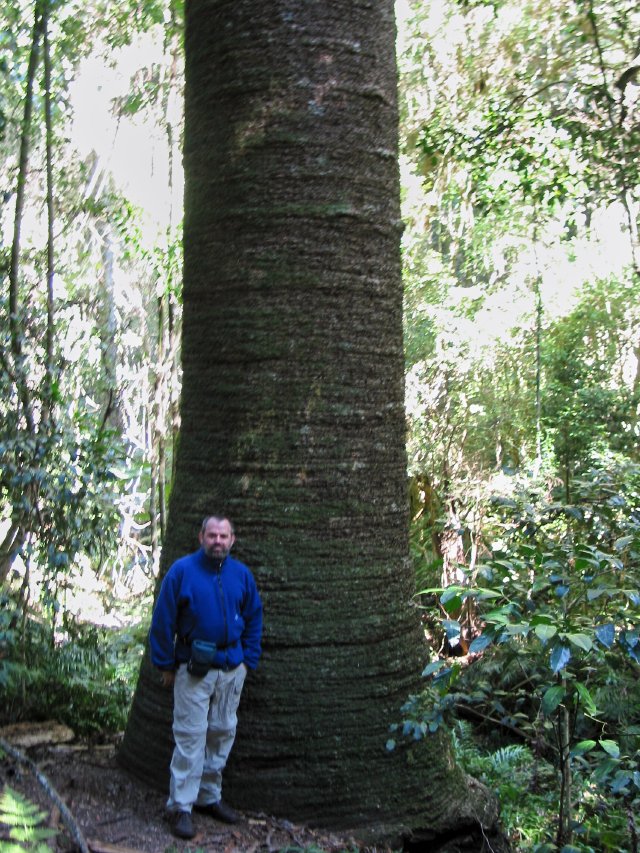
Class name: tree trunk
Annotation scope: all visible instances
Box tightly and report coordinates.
[120,1,500,846]
[8,0,43,435]
[43,0,55,418]
[556,700,572,848]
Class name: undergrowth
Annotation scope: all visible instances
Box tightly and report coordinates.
[452,718,639,852]
[0,785,58,852]
[0,591,148,736]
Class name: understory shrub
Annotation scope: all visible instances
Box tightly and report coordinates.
[396,461,640,851]
[0,594,147,736]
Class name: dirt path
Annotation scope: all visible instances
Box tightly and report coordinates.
[1,733,378,853]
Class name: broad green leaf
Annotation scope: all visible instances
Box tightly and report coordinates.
[503,622,529,636]
[550,644,571,674]
[574,682,597,716]
[565,633,592,653]
[475,588,501,600]
[440,588,463,614]
[594,623,615,648]
[575,557,599,571]
[542,684,566,716]
[534,624,557,643]
[483,607,513,625]
[611,771,631,794]
[571,739,597,756]
[586,586,612,601]
[531,614,554,626]
[614,535,635,551]
[493,559,516,571]
[469,632,494,654]
[422,660,446,678]
[599,740,620,758]
[441,586,465,605]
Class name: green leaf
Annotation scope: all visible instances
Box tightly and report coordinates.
[550,644,571,674]
[586,586,613,601]
[594,623,615,648]
[415,586,444,597]
[610,771,632,794]
[469,631,494,654]
[565,633,592,652]
[493,559,516,571]
[542,685,566,716]
[574,682,597,716]
[440,586,465,604]
[614,535,635,551]
[482,607,513,625]
[503,622,530,636]
[571,739,597,756]
[534,624,558,643]
[440,587,463,614]
[474,588,501,600]
[599,739,620,758]
[422,660,446,678]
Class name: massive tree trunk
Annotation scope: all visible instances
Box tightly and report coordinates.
[120,1,501,846]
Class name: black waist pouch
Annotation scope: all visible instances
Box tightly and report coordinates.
[187,639,217,677]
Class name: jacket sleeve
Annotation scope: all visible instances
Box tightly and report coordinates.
[241,572,263,670]
[149,565,181,670]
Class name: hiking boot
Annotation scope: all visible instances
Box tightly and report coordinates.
[167,810,195,839]
[194,800,239,824]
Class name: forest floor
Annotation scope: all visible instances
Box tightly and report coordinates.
[0,724,383,853]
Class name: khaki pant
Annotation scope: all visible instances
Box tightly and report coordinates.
[167,663,247,811]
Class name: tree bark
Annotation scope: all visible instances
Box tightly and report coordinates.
[43,0,55,414]
[120,1,500,846]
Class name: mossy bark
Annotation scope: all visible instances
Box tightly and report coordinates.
[120,1,502,846]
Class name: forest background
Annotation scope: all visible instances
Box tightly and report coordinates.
[1,0,639,851]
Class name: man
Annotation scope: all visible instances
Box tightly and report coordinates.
[149,514,263,840]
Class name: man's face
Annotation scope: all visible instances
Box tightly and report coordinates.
[200,518,235,560]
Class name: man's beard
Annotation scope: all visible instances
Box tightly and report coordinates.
[205,545,229,560]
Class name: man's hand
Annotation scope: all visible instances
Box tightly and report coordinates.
[160,670,175,688]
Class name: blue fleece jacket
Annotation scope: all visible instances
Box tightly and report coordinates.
[149,548,263,672]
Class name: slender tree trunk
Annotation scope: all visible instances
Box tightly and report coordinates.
[1,0,45,588]
[531,228,544,474]
[628,804,639,853]
[556,700,572,847]
[8,0,43,434]
[150,294,167,570]
[121,2,501,846]
[587,0,640,278]
[154,18,183,553]
[43,0,56,420]
[0,524,25,586]
[534,277,543,468]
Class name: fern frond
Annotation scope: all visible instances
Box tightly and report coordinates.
[489,744,528,770]
[0,786,58,851]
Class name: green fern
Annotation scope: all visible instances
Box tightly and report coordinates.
[488,744,529,771]
[0,786,58,852]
